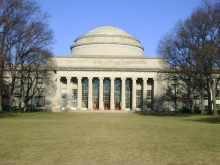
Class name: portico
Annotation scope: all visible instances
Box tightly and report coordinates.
[56,74,156,111]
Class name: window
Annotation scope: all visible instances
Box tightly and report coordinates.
[25,77,32,84]
[13,96,20,107]
[136,90,142,108]
[72,78,77,84]
[13,87,21,95]
[4,77,10,84]
[92,79,99,102]
[36,96,45,107]
[136,79,142,85]
[37,77,43,84]
[82,79,88,108]
[147,90,152,108]
[171,79,178,85]
[61,80,67,84]
[72,89,77,107]
[114,79,121,103]
[15,77,21,85]
[37,88,43,95]
[103,79,110,104]
[126,79,131,108]
[62,89,67,107]
[204,91,208,99]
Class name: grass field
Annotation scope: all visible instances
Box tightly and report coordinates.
[0,112,220,165]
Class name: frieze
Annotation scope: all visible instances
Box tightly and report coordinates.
[56,58,151,66]
[92,59,148,65]
[57,71,157,77]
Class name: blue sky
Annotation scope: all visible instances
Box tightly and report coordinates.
[37,0,202,57]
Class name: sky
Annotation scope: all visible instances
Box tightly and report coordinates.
[36,0,202,57]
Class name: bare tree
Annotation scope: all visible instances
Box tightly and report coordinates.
[0,0,54,112]
[157,0,220,115]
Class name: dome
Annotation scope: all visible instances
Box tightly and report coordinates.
[76,25,135,39]
[70,25,144,56]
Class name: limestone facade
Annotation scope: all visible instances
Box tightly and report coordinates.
[51,25,165,112]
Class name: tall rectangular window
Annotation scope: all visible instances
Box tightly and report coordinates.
[82,79,88,108]
[126,79,131,108]
[72,89,77,107]
[62,89,67,107]
[36,96,45,107]
[103,79,110,104]
[147,90,152,108]
[114,79,121,103]
[92,79,99,103]
[136,90,142,108]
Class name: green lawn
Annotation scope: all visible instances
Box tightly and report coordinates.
[0,112,220,165]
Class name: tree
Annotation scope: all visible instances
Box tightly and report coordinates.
[157,0,220,115]
[0,0,54,111]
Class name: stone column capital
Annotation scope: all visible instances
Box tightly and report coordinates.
[121,77,126,80]
[77,77,82,80]
[142,77,148,81]
[88,77,93,80]
[110,77,115,80]
[66,76,71,80]
[132,77,137,81]
[99,77,104,80]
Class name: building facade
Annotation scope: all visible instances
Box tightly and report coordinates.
[51,26,165,112]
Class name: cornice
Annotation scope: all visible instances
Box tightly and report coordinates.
[55,67,161,72]
[75,34,140,42]
[53,55,166,60]
[70,42,144,50]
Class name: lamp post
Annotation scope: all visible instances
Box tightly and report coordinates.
[171,79,177,110]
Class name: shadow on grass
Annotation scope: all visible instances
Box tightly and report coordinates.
[186,116,220,124]
[0,112,19,118]
[137,111,220,124]
[136,111,192,117]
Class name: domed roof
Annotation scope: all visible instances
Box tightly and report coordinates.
[75,25,136,41]
[71,25,144,56]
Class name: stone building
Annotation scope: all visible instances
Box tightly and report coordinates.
[51,25,165,112]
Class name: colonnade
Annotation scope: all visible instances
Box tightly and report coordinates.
[56,76,157,111]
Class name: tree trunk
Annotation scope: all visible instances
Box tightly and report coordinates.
[189,87,194,114]
[0,95,2,112]
[212,79,217,115]
[200,87,205,114]
[9,96,13,112]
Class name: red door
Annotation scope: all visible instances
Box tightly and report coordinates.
[115,103,120,110]
[104,103,110,110]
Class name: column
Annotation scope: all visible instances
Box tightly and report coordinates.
[56,76,61,107]
[121,77,126,110]
[153,78,158,110]
[77,77,82,110]
[67,77,71,108]
[153,78,158,98]
[110,77,115,110]
[88,77,93,110]
[132,77,137,111]
[143,78,148,111]
[99,77,104,110]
